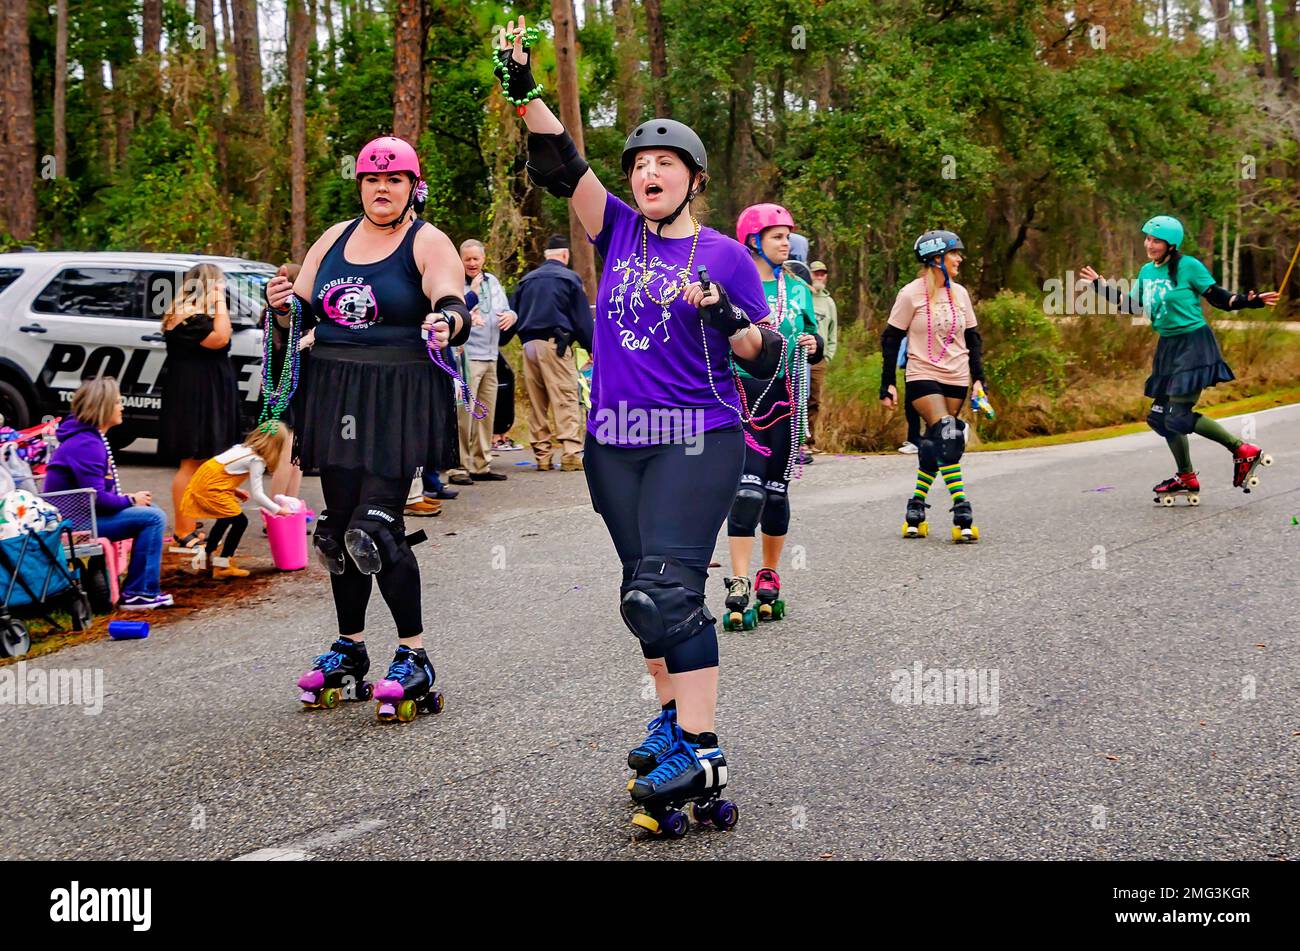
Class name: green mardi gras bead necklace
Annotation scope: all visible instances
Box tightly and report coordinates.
[493,26,545,114]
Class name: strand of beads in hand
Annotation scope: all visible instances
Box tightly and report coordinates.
[259,297,302,425]
[493,22,545,114]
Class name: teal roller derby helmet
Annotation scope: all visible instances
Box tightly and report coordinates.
[1142,215,1184,249]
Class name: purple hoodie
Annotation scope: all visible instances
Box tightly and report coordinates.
[42,417,134,514]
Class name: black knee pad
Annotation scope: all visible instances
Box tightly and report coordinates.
[928,416,966,466]
[313,508,350,575]
[345,503,426,576]
[1146,401,1169,438]
[619,555,715,654]
[917,435,939,472]
[727,479,766,537]
[1166,401,1198,435]
[760,484,790,536]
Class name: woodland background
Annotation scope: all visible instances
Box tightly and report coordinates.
[2,0,1298,446]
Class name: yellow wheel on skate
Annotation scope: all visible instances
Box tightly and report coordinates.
[1188,495,1200,506]
[397,699,417,723]
[1261,454,1274,467]
[320,687,340,709]
[631,812,661,835]
[970,525,979,540]
[627,776,636,793]
[1247,475,1260,489]
[758,603,772,620]
[919,522,928,537]
[1159,495,1175,507]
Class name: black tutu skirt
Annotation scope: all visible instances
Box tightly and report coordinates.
[158,354,241,462]
[1143,324,1235,399]
[298,343,461,479]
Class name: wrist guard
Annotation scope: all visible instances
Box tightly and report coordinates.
[433,295,473,348]
[699,282,748,337]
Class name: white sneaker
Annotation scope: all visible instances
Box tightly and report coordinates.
[898,442,919,454]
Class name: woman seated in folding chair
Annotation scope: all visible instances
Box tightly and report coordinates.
[43,378,174,610]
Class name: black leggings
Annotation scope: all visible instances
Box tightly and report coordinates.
[728,375,794,538]
[584,429,744,674]
[205,513,247,558]
[319,467,423,638]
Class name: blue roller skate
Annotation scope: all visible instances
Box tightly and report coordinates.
[373,646,444,723]
[625,702,679,793]
[297,636,373,709]
[630,733,739,839]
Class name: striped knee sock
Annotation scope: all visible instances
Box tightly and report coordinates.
[940,464,966,502]
[913,470,935,499]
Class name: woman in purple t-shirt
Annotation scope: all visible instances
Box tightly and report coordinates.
[495,17,784,835]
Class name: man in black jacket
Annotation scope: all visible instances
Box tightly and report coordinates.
[508,234,594,471]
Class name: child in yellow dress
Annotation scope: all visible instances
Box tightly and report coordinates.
[181,422,290,578]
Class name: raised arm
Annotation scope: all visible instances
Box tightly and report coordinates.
[497,16,607,239]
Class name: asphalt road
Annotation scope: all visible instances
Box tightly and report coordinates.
[1,407,1296,860]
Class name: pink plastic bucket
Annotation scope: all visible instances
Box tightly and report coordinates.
[262,505,309,571]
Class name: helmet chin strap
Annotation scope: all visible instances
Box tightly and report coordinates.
[749,234,780,273]
[642,176,701,236]
[927,257,952,288]
[359,178,416,231]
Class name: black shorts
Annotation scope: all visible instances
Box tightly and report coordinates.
[905,379,969,405]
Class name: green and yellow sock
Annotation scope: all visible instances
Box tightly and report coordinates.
[940,463,966,502]
[913,470,935,500]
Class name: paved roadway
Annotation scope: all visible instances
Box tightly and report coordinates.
[1,407,1296,860]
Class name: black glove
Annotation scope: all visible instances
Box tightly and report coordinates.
[494,40,541,105]
[696,267,749,337]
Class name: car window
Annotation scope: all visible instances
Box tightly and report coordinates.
[0,268,22,294]
[225,270,273,327]
[143,269,188,322]
[32,267,144,319]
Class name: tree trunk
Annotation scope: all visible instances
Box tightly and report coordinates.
[140,0,163,125]
[143,0,163,53]
[289,0,310,261]
[1278,1,1299,89]
[611,0,643,131]
[1,0,37,240]
[1245,0,1274,79]
[87,62,116,174]
[643,0,669,117]
[195,0,216,68]
[55,0,68,182]
[323,0,336,72]
[109,61,133,170]
[233,0,265,123]
[220,0,236,87]
[551,0,598,298]
[724,52,755,222]
[393,0,424,143]
[1211,0,1233,44]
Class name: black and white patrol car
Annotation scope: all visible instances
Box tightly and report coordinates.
[0,252,275,450]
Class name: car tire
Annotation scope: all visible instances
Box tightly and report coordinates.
[0,379,31,429]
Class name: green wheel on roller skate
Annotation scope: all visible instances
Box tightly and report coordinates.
[772,599,785,620]
[743,607,758,631]
[397,699,417,723]
[320,687,340,709]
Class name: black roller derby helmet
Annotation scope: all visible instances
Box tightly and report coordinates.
[621,118,708,179]
[914,229,965,264]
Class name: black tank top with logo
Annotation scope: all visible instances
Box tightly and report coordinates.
[311,217,429,348]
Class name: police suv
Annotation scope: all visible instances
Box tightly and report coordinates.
[0,252,274,450]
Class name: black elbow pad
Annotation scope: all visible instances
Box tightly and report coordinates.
[732,325,785,378]
[526,130,590,199]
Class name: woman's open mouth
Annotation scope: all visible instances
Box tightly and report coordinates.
[644,184,663,200]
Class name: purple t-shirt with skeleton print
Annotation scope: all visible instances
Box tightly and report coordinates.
[588,192,769,446]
